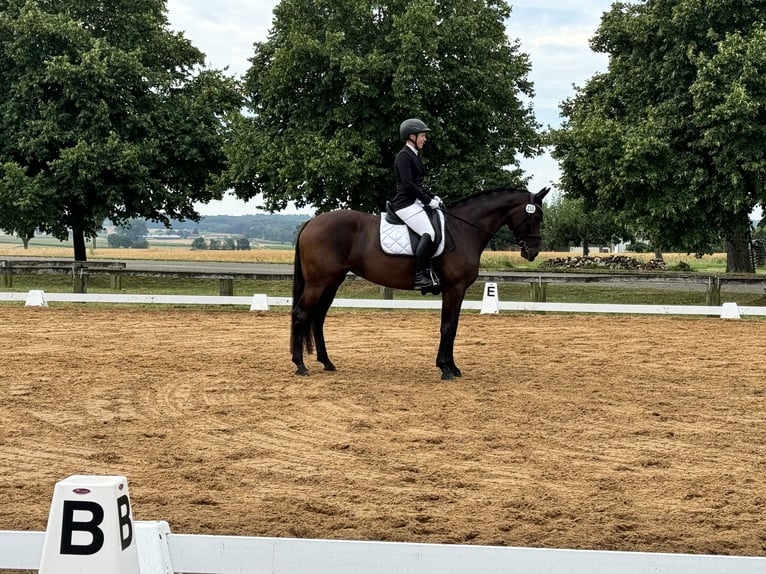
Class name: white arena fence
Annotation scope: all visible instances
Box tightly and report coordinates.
[0,285,764,318]
[2,519,766,574]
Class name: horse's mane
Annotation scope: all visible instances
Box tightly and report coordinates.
[449,186,529,208]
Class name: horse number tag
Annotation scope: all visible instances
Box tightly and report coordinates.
[525,204,536,214]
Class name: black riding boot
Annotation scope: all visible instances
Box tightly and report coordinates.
[413,235,440,290]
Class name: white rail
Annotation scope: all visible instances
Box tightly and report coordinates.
[1,290,765,317]
[2,523,765,574]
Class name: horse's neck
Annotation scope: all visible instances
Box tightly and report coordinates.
[458,194,520,235]
[447,193,519,254]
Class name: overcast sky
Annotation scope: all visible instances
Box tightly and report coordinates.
[165,0,613,215]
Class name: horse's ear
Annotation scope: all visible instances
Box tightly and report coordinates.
[535,187,551,204]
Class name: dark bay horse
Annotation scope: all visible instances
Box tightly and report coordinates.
[291,186,550,380]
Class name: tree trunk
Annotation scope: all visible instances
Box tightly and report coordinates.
[653,249,663,261]
[725,227,754,273]
[73,227,88,261]
[582,239,590,256]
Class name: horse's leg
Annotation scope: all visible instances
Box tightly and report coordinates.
[291,300,312,376]
[446,360,462,378]
[292,281,334,376]
[312,276,346,371]
[436,289,466,380]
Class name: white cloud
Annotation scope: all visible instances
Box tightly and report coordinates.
[506,1,613,193]
[165,0,614,214]
[165,0,275,76]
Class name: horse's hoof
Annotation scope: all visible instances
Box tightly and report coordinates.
[451,368,462,378]
[295,367,310,376]
[440,370,455,381]
[323,363,336,372]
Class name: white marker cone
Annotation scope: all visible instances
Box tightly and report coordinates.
[39,475,139,574]
[480,282,499,314]
[25,289,48,307]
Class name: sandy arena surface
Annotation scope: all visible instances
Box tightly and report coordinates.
[0,306,764,557]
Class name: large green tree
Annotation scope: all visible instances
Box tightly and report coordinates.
[551,0,766,272]
[543,194,633,254]
[224,0,540,213]
[0,0,241,260]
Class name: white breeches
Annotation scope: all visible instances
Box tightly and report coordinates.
[394,201,435,240]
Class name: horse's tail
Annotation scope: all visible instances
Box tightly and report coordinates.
[291,222,315,355]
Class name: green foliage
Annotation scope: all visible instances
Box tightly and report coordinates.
[107,233,149,249]
[0,161,39,245]
[190,237,207,250]
[551,0,766,272]
[625,241,650,253]
[224,0,540,213]
[542,194,633,252]
[107,218,149,248]
[752,224,766,242]
[667,260,692,272]
[0,0,242,260]
[170,213,310,243]
[190,236,251,251]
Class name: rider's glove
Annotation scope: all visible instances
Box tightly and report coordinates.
[428,196,442,209]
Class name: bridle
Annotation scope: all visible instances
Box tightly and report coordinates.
[517,191,542,251]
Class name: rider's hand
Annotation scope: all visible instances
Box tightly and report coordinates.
[428,196,442,209]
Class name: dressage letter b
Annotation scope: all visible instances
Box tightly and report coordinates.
[117,494,133,550]
[60,500,105,555]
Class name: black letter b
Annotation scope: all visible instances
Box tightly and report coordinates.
[60,500,105,555]
[117,494,133,550]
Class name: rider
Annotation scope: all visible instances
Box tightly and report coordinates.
[392,118,442,291]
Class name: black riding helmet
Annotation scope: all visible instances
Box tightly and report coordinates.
[399,118,430,141]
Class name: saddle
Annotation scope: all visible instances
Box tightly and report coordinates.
[379,202,445,257]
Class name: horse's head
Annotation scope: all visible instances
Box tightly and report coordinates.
[507,187,549,261]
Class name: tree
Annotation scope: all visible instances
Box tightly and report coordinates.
[551,0,766,272]
[224,0,540,214]
[0,0,241,260]
[0,162,39,248]
[190,237,207,250]
[106,218,149,248]
[543,194,633,254]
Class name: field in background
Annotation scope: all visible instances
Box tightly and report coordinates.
[0,237,732,272]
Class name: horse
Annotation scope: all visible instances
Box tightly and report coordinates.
[290,186,550,380]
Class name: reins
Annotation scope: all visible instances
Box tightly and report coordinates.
[439,208,495,237]
[438,190,540,249]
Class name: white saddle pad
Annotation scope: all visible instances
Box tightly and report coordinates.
[380,212,445,257]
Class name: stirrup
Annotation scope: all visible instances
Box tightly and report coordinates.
[414,269,439,290]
